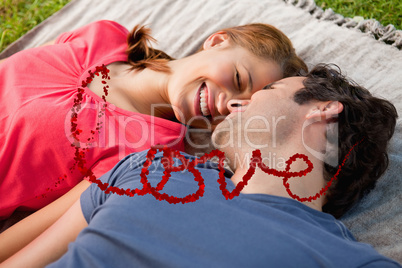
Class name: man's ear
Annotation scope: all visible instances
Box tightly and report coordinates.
[305,101,343,120]
[203,31,230,50]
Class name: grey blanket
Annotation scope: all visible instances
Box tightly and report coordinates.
[1,0,401,263]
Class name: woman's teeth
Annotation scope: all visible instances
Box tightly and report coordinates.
[200,84,211,116]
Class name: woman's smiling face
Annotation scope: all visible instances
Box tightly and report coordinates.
[166,32,283,129]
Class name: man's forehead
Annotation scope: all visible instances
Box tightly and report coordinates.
[264,76,305,90]
[278,76,305,86]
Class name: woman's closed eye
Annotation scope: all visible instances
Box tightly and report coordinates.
[235,68,242,91]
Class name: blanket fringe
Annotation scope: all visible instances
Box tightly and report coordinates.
[284,0,402,49]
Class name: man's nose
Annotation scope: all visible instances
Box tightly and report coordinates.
[227,99,250,113]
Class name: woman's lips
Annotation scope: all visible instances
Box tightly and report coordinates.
[194,82,213,119]
[194,83,203,117]
[206,83,215,119]
[200,84,210,117]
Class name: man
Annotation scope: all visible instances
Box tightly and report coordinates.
[2,64,399,267]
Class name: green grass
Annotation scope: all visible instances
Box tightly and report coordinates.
[0,0,400,53]
[315,0,402,30]
[0,0,71,52]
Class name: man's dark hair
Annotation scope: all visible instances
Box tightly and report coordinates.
[293,64,398,218]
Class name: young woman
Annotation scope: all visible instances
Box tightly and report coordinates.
[0,20,306,260]
[0,20,306,220]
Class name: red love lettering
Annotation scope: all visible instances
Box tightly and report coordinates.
[76,140,363,204]
[38,64,363,204]
[141,146,206,204]
[281,138,364,202]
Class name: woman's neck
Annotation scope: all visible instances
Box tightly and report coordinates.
[89,62,174,119]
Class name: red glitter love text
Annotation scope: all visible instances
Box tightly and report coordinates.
[37,64,363,204]
[89,140,362,203]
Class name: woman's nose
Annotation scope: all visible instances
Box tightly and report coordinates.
[227,99,250,113]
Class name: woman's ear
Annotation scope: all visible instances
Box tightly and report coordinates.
[203,31,230,50]
[305,101,344,120]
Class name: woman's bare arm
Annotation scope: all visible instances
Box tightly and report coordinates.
[0,179,90,262]
[0,198,87,267]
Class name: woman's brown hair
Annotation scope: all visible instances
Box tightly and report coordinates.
[126,23,307,76]
[213,23,307,77]
[126,25,173,73]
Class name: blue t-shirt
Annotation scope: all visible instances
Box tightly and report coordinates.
[48,150,401,268]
